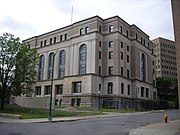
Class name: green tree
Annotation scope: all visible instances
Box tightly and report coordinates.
[156,77,178,108]
[0,33,38,110]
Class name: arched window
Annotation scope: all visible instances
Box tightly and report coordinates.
[59,50,66,78]
[79,44,87,75]
[141,53,146,81]
[48,52,54,80]
[108,82,113,94]
[39,55,45,80]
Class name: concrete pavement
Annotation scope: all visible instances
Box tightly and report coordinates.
[129,120,180,135]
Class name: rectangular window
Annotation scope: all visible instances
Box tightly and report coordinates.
[60,35,63,41]
[80,28,84,35]
[45,85,51,95]
[99,41,101,47]
[85,27,89,34]
[127,46,129,51]
[99,51,101,59]
[54,37,56,43]
[136,33,138,39]
[99,66,101,75]
[120,26,122,33]
[120,52,123,60]
[109,51,113,59]
[127,69,130,78]
[127,55,129,62]
[99,84,101,90]
[108,66,113,75]
[127,85,130,95]
[126,30,129,37]
[65,34,67,40]
[56,84,63,95]
[50,38,52,44]
[121,42,123,48]
[121,67,123,76]
[40,41,43,47]
[44,40,46,46]
[35,86,41,95]
[146,88,149,98]
[141,87,144,97]
[99,25,102,33]
[73,82,82,93]
[109,41,113,48]
[121,83,124,94]
[109,25,113,32]
[108,83,113,94]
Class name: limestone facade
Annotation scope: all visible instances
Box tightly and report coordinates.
[24,16,156,108]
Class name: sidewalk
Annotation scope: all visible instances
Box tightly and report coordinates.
[0,112,126,123]
[0,111,159,123]
[129,120,180,135]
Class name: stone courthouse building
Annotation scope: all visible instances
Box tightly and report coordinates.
[23,16,156,109]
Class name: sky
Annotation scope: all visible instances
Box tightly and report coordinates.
[0,0,174,41]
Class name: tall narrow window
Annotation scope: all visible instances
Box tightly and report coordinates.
[79,44,87,75]
[127,55,129,62]
[126,30,129,37]
[64,34,67,40]
[127,46,129,51]
[80,28,84,35]
[48,52,54,80]
[127,69,130,78]
[121,67,123,76]
[99,66,101,75]
[39,55,45,80]
[120,52,123,60]
[120,26,123,33]
[60,35,63,41]
[40,41,43,47]
[54,37,56,43]
[109,25,113,32]
[99,51,101,59]
[109,41,113,48]
[121,83,124,94]
[141,87,144,97]
[127,85,130,95]
[109,51,113,59]
[146,88,149,98]
[50,38,52,44]
[108,82,113,94]
[108,66,113,75]
[59,50,66,79]
[121,42,123,48]
[85,27,89,34]
[141,53,146,81]
[44,40,46,46]
[99,25,102,33]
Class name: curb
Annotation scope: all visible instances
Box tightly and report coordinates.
[0,113,21,119]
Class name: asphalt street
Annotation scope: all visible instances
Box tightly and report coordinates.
[0,110,179,135]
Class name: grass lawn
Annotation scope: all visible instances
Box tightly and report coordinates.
[0,104,101,119]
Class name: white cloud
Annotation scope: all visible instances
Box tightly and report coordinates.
[0,0,174,41]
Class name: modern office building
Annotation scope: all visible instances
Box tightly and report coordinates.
[171,0,180,109]
[152,37,177,80]
[23,15,156,109]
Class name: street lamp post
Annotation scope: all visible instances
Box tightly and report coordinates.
[48,49,60,121]
[98,91,101,111]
